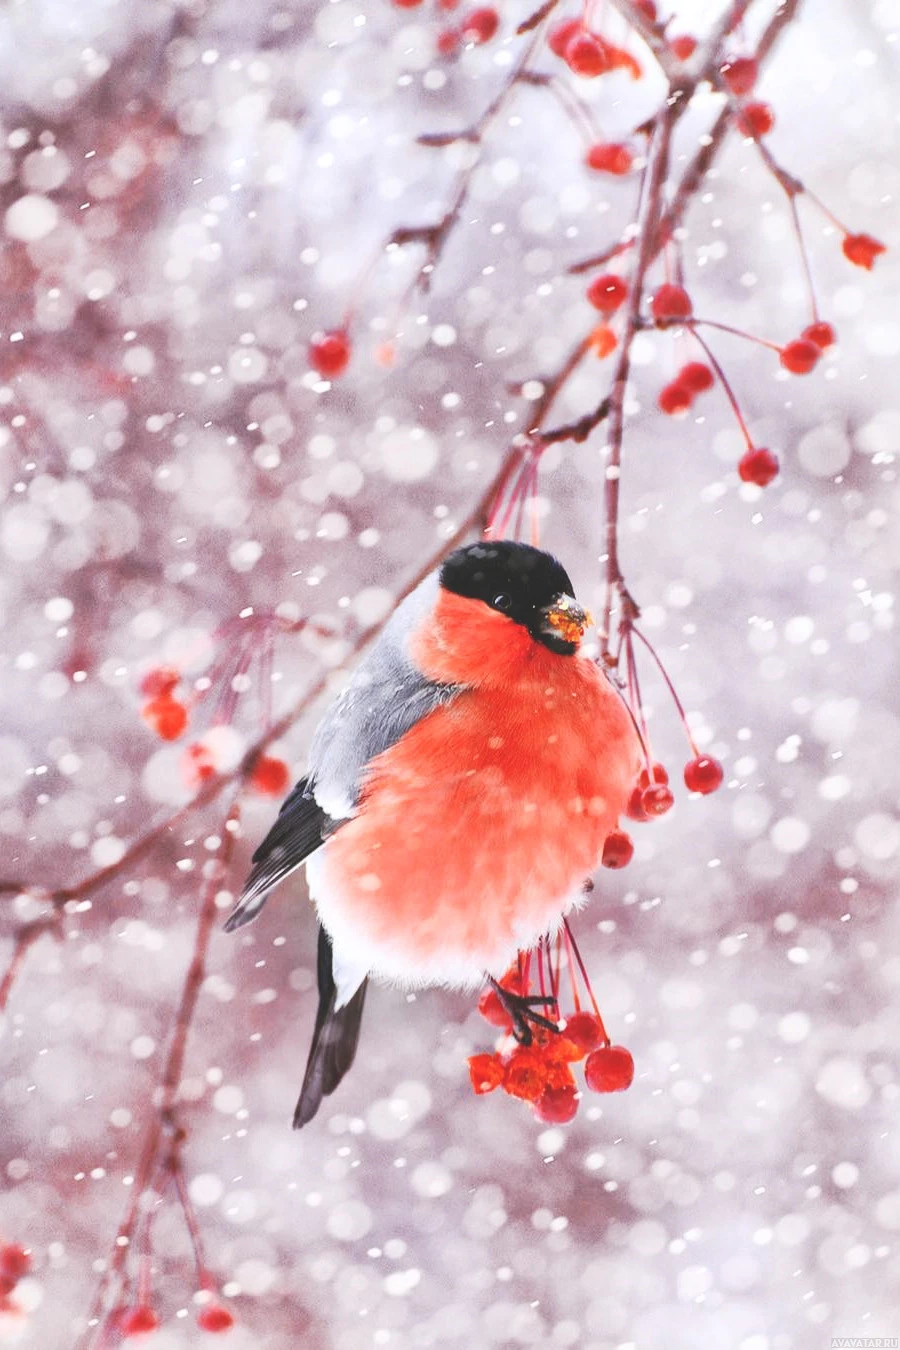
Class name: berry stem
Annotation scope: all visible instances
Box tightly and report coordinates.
[563,919,607,1036]
[631,623,701,756]
[602,107,675,654]
[685,326,755,450]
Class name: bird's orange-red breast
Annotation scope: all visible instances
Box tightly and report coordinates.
[311,586,639,987]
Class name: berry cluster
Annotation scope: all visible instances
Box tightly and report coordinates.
[469,973,634,1125]
[138,665,291,798]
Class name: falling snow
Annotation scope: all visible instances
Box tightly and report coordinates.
[0,0,898,1347]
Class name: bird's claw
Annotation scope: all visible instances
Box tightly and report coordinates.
[488,978,560,1046]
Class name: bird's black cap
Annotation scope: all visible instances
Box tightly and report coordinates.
[440,541,582,654]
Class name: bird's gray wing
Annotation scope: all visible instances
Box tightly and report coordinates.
[225,572,462,932]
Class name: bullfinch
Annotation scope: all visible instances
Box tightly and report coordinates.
[226,541,641,1127]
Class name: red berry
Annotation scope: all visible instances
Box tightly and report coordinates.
[632,0,657,19]
[250,755,291,796]
[641,783,674,817]
[585,142,633,176]
[625,785,649,822]
[503,1048,549,1102]
[738,446,779,487]
[118,1305,161,1336]
[0,1247,30,1283]
[602,829,634,869]
[563,1011,605,1054]
[436,27,461,55]
[803,321,836,350]
[534,1083,579,1124]
[738,101,775,138]
[639,762,668,789]
[392,0,423,6]
[658,381,693,416]
[477,987,513,1030]
[721,56,758,96]
[651,283,692,321]
[586,273,628,315]
[197,1304,235,1333]
[309,329,350,379]
[548,18,582,58]
[138,666,180,699]
[438,0,461,8]
[461,6,498,42]
[565,31,611,78]
[842,232,886,271]
[181,742,217,789]
[468,1052,504,1094]
[142,695,188,741]
[670,34,697,60]
[584,1045,635,1093]
[683,754,725,794]
[678,361,714,393]
[780,338,820,375]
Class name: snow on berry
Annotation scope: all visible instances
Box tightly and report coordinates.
[138,666,180,699]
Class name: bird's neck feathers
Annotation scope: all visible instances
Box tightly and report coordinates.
[409,587,579,689]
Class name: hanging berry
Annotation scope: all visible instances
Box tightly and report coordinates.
[738,446,779,487]
[585,142,633,176]
[309,330,351,379]
[586,273,628,315]
[142,695,188,741]
[651,284,693,322]
[738,101,775,137]
[601,829,634,868]
[584,1045,635,1092]
[720,56,758,95]
[842,233,885,270]
[802,321,836,350]
[683,755,725,794]
[565,32,612,78]
[460,7,498,43]
[779,338,820,374]
[250,756,291,796]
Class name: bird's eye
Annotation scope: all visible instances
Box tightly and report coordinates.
[492,593,512,611]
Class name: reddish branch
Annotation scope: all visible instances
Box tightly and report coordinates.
[75,792,243,1349]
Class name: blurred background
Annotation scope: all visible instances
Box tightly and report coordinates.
[1,0,898,1345]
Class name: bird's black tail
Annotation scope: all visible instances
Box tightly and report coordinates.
[293,926,368,1129]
